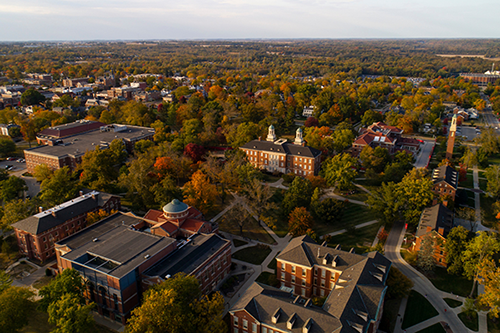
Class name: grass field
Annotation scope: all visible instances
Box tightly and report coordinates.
[232,239,248,248]
[460,176,474,189]
[479,179,487,191]
[425,267,474,297]
[443,298,462,308]
[219,210,275,244]
[314,202,374,236]
[402,290,439,329]
[232,244,272,265]
[379,298,401,333]
[458,311,479,331]
[416,323,446,333]
[333,188,369,202]
[327,223,380,254]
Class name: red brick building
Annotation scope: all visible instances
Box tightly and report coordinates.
[12,190,120,263]
[55,204,229,325]
[240,126,322,177]
[231,236,391,333]
[431,165,458,203]
[412,204,454,267]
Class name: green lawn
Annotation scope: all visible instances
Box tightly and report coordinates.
[267,256,277,270]
[232,239,248,248]
[219,210,275,244]
[326,223,380,254]
[443,298,462,308]
[232,244,272,265]
[458,311,479,331]
[379,298,401,333]
[32,275,55,290]
[479,179,487,191]
[415,323,446,333]
[425,267,473,297]
[460,176,474,189]
[487,153,500,166]
[255,272,279,287]
[333,188,369,202]
[314,202,374,236]
[402,290,439,329]
[261,173,281,183]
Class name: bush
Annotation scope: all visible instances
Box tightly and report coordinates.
[282,173,296,184]
[45,268,52,277]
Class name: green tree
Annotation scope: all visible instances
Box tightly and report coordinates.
[311,197,346,225]
[0,176,27,202]
[127,273,226,333]
[462,231,500,297]
[0,285,35,332]
[417,234,436,271]
[0,136,16,157]
[360,146,391,177]
[282,177,313,218]
[48,294,95,333]
[361,109,384,126]
[386,266,414,299]
[288,207,314,237]
[321,153,357,190]
[445,226,471,275]
[243,178,276,223]
[0,198,37,230]
[485,165,500,200]
[366,182,400,224]
[331,128,355,153]
[226,122,262,148]
[39,167,77,207]
[477,259,500,318]
[38,269,85,312]
[383,151,414,183]
[21,88,45,106]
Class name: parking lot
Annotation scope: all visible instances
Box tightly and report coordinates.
[0,158,26,173]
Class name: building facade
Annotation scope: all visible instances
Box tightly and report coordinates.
[240,126,322,177]
[231,236,391,333]
[431,165,458,203]
[12,190,120,262]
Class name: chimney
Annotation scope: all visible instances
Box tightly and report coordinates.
[438,227,444,235]
[91,193,96,201]
[442,200,448,207]
[79,190,83,196]
[51,211,56,217]
[39,206,43,213]
[258,136,262,141]
[426,226,432,233]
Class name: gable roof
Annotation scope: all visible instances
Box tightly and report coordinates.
[241,139,321,158]
[432,165,458,189]
[416,203,454,238]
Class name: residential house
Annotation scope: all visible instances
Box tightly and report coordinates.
[231,235,391,333]
[412,204,454,267]
[12,190,120,263]
[240,126,322,176]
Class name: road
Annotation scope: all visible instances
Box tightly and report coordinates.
[385,223,469,333]
[481,107,500,129]
[414,140,435,169]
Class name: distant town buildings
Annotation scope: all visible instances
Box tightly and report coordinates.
[25,121,154,173]
[352,122,421,157]
[231,235,391,333]
[12,190,120,263]
[55,199,230,324]
[240,125,322,176]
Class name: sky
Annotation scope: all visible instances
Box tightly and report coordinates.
[0,0,499,41]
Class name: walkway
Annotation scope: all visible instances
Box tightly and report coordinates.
[385,223,487,333]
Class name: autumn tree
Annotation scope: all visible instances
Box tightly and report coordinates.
[386,266,414,299]
[282,177,313,218]
[86,209,117,226]
[183,170,218,215]
[222,202,249,236]
[288,207,314,237]
[127,273,226,333]
[477,259,500,318]
[445,226,471,275]
[243,178,276,223]
[184,143,205,162]
[486,165,500,200]
[21,88,45,106]
[0,198,37,230]
[0,176,27,202]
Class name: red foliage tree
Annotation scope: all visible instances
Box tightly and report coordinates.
[184,143,205,162]
[304,117,319,128]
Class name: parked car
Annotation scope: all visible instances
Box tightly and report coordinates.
[6,157,16,161]
[4,165,13,170]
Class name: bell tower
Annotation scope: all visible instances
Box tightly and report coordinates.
[266,124,277,142]
[446,115,457,160]
[294,127,304,145]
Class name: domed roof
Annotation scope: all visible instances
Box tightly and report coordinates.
[269,124,275,130]
[296,127,303,133]
[163,199,188,214]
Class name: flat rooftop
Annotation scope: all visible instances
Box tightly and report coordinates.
[144,233,229,279]
[59,213,175,278]
[26,124,154,158]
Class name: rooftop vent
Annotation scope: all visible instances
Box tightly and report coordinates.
[92,238,99,242]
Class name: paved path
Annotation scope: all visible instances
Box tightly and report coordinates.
[323,220,379,237]
[415,140,436,169]
[385,223,471,333]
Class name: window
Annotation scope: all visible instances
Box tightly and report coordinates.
[234,328,239,333]
[320,289,325,296]
[321,269,326,278]
[281,272,285,280]
[252,323,257,333]
[314,268,318,276]
[302,280,305,286]
[291,266,296,273]
[291,276,295,283]
[321,280,325,287]
[243,319,248,330]
[234,317,239,327]
[113,294,118,310]
[330,281,334,289]
[302,288,306,296]
[262,327,267,333]
[302,269,306,277]
[42,237,46,242]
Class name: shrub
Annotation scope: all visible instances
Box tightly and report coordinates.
[45,268,52,277]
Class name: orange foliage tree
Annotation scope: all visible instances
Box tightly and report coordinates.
[288,207,314,237]
[183,170,218,215]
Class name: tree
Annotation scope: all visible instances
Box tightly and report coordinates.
[331,128,355,153]
[386,266,414,299]
[486,165,500,200]
[444,226,470,275]
[360,146,391,176]
[127,273,226,333]
[0,285,35,332]
[311,197,346,225]
[0,198,37,230]
[21,88,45,106]
[39,167,77,207]
[243,178,276,223]
[456,207,478,232]
[282,177,313,218]
[183,170,218,215]
[86,209,117,226]
[184,143,205,162]
[396,168,434,226]
[222,202,249,236]
[0,136,16,157]
[33,163,53,182]
[321,153,357,190]
[288,207,314,237]
[383,150,414,183]
[0,176,26,202]
[48,294,95,333]
[304,117,319,127]
[476,128,499,156]
[361,109,383,126]
[477,259,500,318]
[366,182,401,224]
[462,231,500,297]
[38,269,85,312]
[417,234,436,271]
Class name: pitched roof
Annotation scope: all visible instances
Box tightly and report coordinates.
[241,139,321,158]
[231,283,342,333]
[12,191,116,235]
[416,204,454,238]
[432,165,458,189]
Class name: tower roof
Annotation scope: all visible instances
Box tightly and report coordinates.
[163,199,188,214]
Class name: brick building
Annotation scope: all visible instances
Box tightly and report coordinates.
[431,165,458,203]
[12,190,120,262]
[240,126,322,177]
[25,123,154,173]
[55,211,230,324]
[412,204,454,267]
[351,122,421,157]
[231,236,391,333]
[36,120,105,145]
